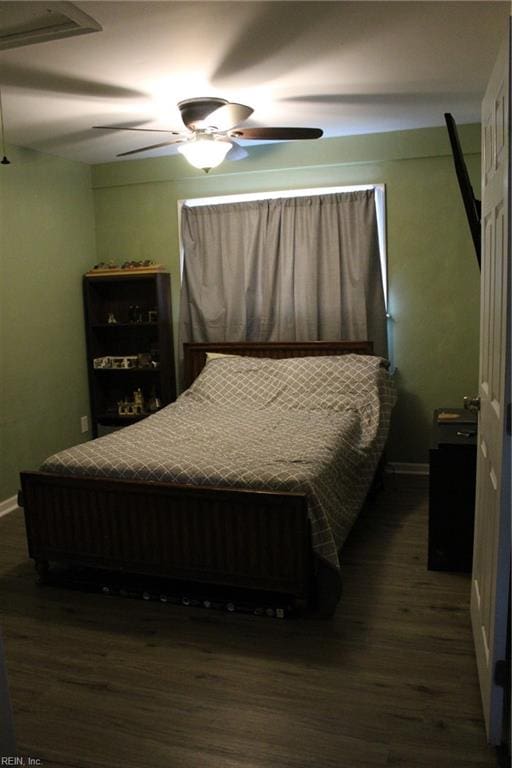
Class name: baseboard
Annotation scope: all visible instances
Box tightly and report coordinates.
[386,462,430,477]
[0,495,18,519]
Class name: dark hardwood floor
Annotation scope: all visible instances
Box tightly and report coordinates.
[0,476,498,768]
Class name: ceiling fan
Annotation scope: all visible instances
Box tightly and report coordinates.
[93,96,323,172]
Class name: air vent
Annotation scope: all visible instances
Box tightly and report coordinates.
[0,1,101,51]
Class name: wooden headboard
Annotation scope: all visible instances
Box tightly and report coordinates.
[182,340,373,389]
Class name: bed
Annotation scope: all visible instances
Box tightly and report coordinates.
[19,341,396,617]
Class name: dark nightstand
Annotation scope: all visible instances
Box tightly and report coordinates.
[428,408,477,572]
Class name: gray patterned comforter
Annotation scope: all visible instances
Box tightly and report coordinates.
[41,354,396,571]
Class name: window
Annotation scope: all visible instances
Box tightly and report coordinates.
[179,184,387,308]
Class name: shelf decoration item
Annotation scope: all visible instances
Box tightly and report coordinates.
[118,388,145,417]
[113,356,138,369]
[93,357,112,369]
[137,352,153,368]
[148,386,161,412]
[86,260,164,277]
[128,304,142,323]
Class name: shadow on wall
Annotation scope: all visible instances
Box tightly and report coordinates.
[387,369,432,465]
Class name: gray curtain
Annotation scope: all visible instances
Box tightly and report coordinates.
[179,190,388,357]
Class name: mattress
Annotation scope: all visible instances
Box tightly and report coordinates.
[41,354,396,572]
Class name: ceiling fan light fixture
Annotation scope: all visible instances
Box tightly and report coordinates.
[178,135,232,172]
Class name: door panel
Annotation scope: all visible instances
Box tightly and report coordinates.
[471,26,511,746]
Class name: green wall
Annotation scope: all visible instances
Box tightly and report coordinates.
[0,145,96,499]
[91,125,481,465]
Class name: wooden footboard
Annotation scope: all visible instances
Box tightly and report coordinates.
[20,471,312,599]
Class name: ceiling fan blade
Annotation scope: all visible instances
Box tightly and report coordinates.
[230,127,323,140]
[94,125,180,134]
[116,139,184,157]
[1,61,144,99]
[226,141,248,161]
[204,102,254,131]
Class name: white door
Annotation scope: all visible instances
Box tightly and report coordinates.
[471,25,511,746]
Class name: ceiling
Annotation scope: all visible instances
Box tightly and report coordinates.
[0,0,509,165]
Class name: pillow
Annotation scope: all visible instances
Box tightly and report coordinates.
[188,355,284,408]
[183,353,387,413]
[205,351,241,361]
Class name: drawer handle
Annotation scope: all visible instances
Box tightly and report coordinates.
[456,430,476,438]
